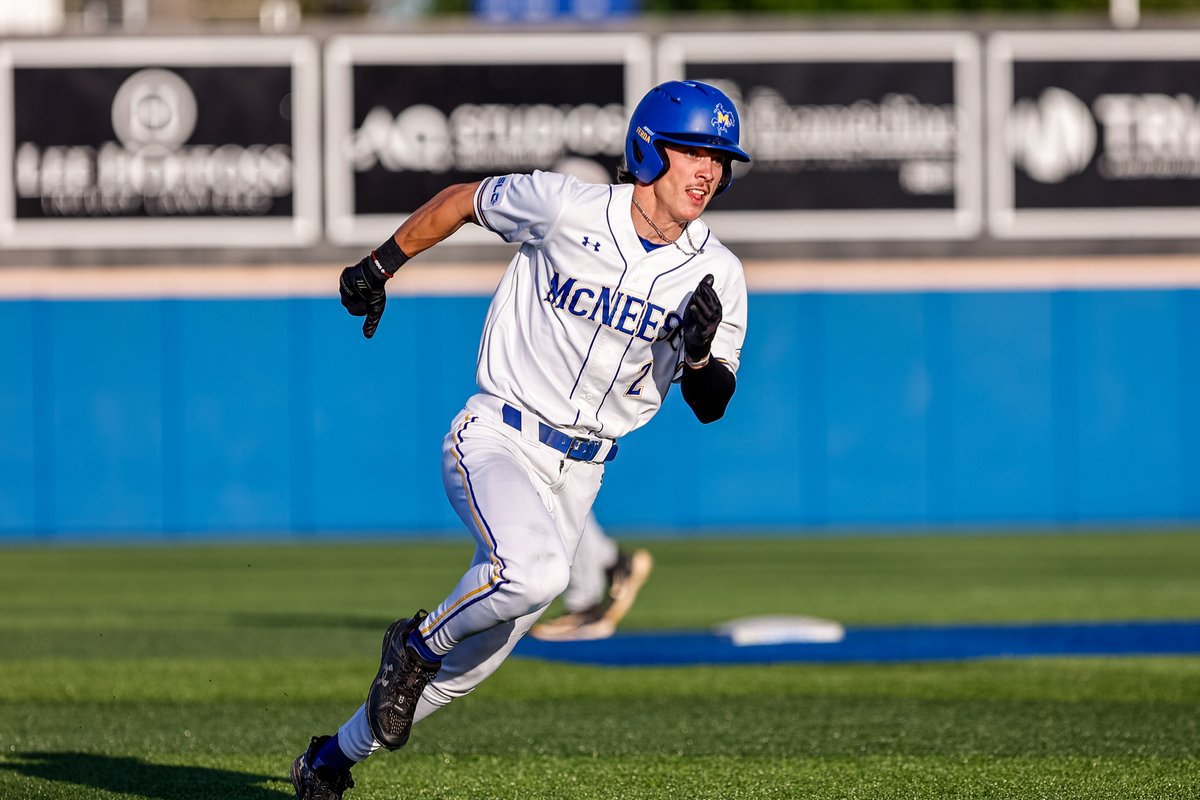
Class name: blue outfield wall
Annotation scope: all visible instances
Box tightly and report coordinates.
[1,288,1198,540]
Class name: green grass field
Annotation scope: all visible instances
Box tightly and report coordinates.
[2,531,1198,799]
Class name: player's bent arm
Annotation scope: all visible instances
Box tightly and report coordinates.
[681,359,735,424]
[392,181,482,258]
[338,181,482,339]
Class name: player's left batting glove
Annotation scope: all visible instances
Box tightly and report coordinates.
[339,237,409,339]
[682,274,722,367]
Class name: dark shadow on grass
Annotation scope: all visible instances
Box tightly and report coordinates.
[2,752,287,800]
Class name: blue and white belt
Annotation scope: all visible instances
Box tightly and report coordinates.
[501,404,618,463]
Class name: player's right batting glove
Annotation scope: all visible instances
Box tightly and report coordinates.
[682,274,722,365]
[339,238,409,339]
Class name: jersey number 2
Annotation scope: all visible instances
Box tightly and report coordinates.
[626,360,653,397]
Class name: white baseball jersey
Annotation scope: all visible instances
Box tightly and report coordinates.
[472,170,748,441]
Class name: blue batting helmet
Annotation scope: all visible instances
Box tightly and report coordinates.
[624,80,751,195]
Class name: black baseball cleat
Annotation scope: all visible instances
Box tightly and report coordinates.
[291,735,354,800]
[366,610,441,750]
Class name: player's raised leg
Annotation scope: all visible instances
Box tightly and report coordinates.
[366,409,600,750]
[318,549,554,769]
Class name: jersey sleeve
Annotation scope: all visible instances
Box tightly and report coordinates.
[710,261,748,375]
[473,170,574,247]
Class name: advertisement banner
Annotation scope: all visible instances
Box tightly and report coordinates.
[0,37,320,249]
[988,32,1200,239]
[657,32,983,241]
[324,34,652,245]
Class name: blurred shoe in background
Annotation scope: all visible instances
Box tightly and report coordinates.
[532,548,653,642]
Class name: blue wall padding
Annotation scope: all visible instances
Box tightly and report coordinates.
[0,301,36,532]
[945,292,1056,522]
[45,301,166,536]
[1074,291,1182,520]
[823,293,929,523]
[298,295,486,535]
[1,288,1197,539]
[172,300,295,533]
[1183,292,1200,519]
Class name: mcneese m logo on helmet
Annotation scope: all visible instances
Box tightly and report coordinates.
[711,104,735,136]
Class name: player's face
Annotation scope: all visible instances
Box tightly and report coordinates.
[653,144,726,224]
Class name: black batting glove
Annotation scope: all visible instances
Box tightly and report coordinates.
[339,255,389,339]
[340,238,408,339]
[682,274,722,363]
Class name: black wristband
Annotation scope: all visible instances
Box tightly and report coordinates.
[371,236,410,279]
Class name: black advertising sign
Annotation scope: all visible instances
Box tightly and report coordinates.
[988,32,1200,239]
[11,30,1200,249]
[0,37,320,249]
[658,32,983,241]
[323,34,651,245]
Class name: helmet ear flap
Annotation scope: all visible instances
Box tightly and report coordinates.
[649,142,670,183]
[626,135,668,185]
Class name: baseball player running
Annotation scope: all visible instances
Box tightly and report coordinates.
[530,511,654,641]
[291,80,750,800]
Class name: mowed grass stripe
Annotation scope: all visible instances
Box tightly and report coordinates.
[2,657,1197,704]
[2,532,1199,632]
[2,681,1197,760]
[1,754,1197,800]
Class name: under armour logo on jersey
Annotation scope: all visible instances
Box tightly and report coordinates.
[581,236,602,252]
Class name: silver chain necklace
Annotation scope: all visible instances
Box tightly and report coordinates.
[632,196,704,256]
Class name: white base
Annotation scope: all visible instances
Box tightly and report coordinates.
[716,615,846,646]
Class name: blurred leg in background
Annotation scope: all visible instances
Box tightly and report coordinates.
[531,511,653,642]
